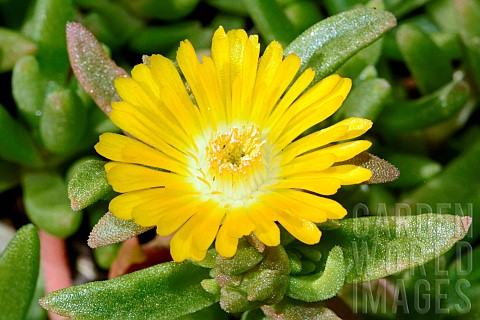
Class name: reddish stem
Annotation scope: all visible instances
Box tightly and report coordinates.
[40,231,73,320]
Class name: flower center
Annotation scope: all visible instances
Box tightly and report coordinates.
[207,125,265,175]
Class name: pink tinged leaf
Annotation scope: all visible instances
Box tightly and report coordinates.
[338,152,400,184]
[66,22,128,115]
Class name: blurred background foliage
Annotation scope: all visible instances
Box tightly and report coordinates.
[0,0,479,319]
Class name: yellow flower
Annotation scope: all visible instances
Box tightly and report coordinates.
[95,26,373,262]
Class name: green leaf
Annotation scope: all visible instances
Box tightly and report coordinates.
[337,39,384,80]
[385,0,431,18]
[39,261,218,320]
[378,77,470,132]
[318,214,471,283]
[454,0,480,40]
[88,212,152,248]
[0,224,40,320]
[333,78,391,122]
[454,0,480,87]
[401,137,480,242]
[286,246,345,302]
[285,7,397,83]
[241,0,298,45]
[283,0,323,34]
[123,0,200,21]
[68,159,114,211]
[177,303,228,319]
[397,23,453,95]
[385,153,442,189]
[129,21,202,53]
[217,239,264,276]
[23,0,73,82]
[0,160,20,193]
[0,104,42,166]
[40,87,87,155]
[262,297,341,320]
[22,171,82,238]
[12,55,45,128]
[205,0,248,15]
[80,1,143,49]
[0,27,37,72]
[66,22,128,115]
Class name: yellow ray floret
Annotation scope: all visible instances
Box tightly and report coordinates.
[95,26,374,262]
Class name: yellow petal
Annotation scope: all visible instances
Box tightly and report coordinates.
[215,226,238,258]
[150,54,203,136]
[130,63,160,99]
[105,162,189,193]
[274,95,346,151]
[170,201,224,261]
[132,192,194,226]
[261,191,329,223]
[328,117,373,140]
[95,133,189,175]
[110,101,192,155]
[319,165,372,184]
[177,40,219,131]
[266,177,342,196]
[279,117,372,162]
[109,188,165,220]
[263,67,314,127]
[250,211,280,246]
[277,211,322,245]
[277,125,349,163]
[280,189,347,219]
[155,199,201,236]
[279,153,336,176]
[310,140,372,163]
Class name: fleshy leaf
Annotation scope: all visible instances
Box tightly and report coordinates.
[22,171,82,238]
[286,246,345,302]
[39,261,218,320]
[337,152,400,184]
[0,27,37,72]
[124,0,200,21]
[397,23,453,95]
[454,0,480,87]
[23,0,73,82]
[130,21,201,53]
[318,214,471,283]
[0,224,40,320]
[242,0,298,45]
[0,160,20,193]
[68,159,114,211]
[333,78,391,122]
[88,212,152,248]
[12,55,45,128]
[384,153,442,189]
[40,87,87,155]
[378,77,470,132]
[262,297,341,320]
[285,7,397,82]
[401,137,480,242]
[0,104,42,167]
[66,22,128,115]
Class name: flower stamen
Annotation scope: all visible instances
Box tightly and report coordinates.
[207,125,265,175]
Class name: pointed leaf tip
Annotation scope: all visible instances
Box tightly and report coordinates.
[66,22,128,115]
[68,159,113,211]
[338,153,400,184]
[88,212,153,248]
